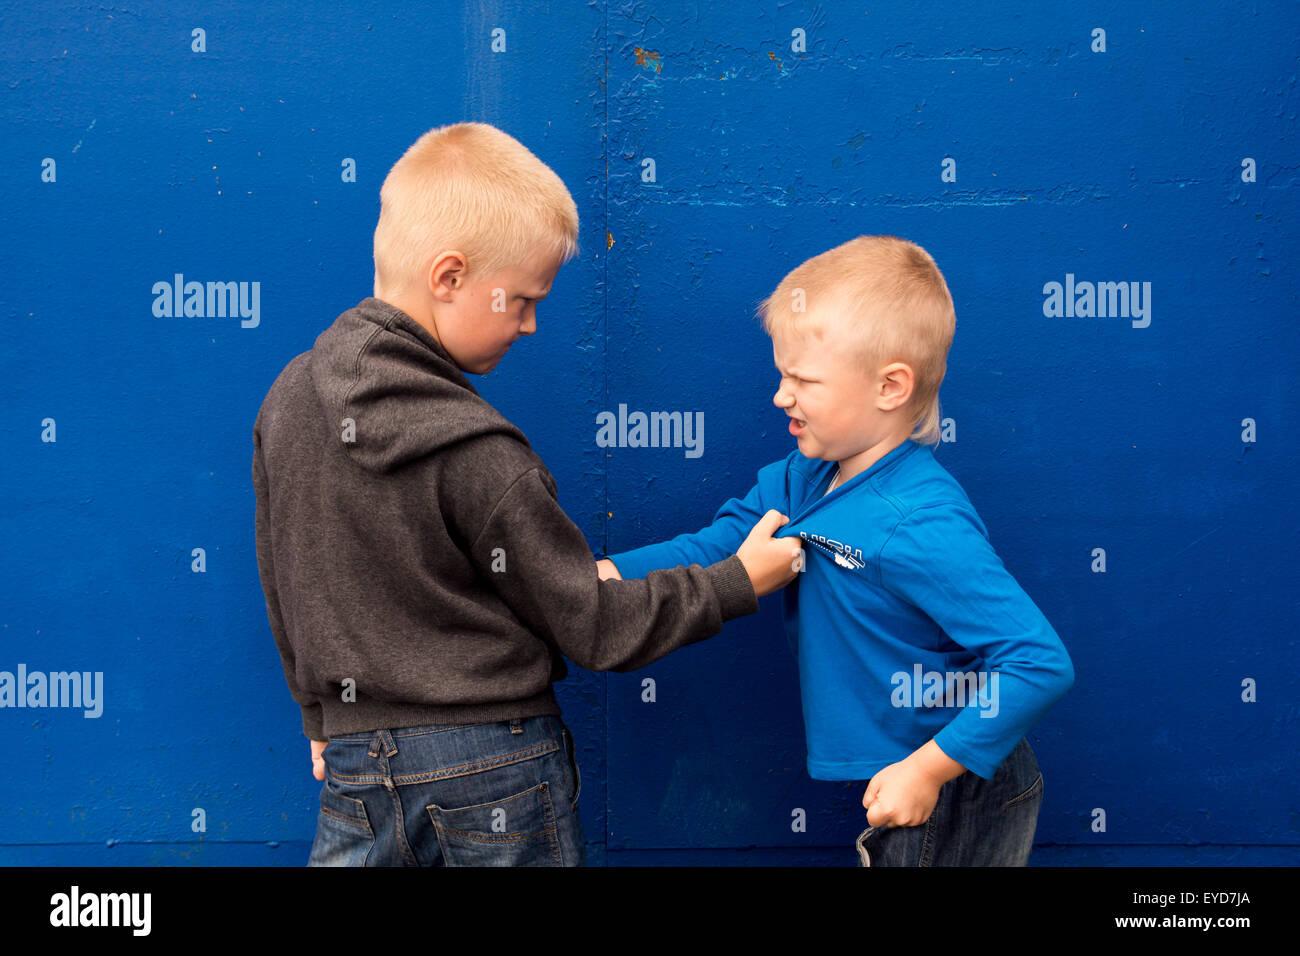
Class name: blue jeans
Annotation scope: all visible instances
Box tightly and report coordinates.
[854,737,1043,866]
[307,715,585,866]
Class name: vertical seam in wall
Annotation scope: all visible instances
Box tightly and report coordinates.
[601,0,610,863]
[602,9,610,556]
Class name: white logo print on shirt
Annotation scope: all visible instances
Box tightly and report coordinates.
[799,531,865,570]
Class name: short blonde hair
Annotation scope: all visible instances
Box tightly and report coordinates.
[373,122,580,294]
[756,235,956,446]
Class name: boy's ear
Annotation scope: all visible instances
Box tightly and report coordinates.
[428,250,468,301]
[877,361,915,410]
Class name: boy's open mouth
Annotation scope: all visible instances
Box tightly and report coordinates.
[788,416,806,436]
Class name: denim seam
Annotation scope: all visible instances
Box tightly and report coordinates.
[389,740,563,786]
[542,782,561,866]
[919,814,937,866]
[385,778,419,866]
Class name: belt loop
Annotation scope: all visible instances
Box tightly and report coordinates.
[380,728,398,756]
[367,731,381,758]
[509,718,523,735]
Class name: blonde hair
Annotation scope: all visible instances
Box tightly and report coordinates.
[756,235,956,446]
[373,122,580,294]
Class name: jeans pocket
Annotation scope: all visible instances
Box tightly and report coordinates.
[307,781,375,867]
[1001,771,1043,810]
[428,780,563,866]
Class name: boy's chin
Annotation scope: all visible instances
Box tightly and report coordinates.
[795,437,838,463]
[466,354,505,375]
[793,435,823,457]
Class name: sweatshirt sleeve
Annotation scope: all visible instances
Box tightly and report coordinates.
[605,456,789,579]
[252,425,325,741]
[877,503,1075,779]
[470,468,758,672]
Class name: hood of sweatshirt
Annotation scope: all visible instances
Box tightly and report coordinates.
[308,296,528,473]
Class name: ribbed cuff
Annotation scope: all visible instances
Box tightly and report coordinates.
[706,554,758,621]
[315,687,562,740]
[301,702,325,741]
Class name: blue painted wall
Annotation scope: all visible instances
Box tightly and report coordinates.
[2,1,1295,866]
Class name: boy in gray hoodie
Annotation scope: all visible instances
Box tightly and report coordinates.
[251,122,800,866]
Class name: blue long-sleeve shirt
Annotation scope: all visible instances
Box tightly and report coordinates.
[607,439,1074,781]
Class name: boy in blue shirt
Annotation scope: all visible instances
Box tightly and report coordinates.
[597,235,1074,865]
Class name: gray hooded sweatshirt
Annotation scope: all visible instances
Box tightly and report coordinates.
[252,297,757,740]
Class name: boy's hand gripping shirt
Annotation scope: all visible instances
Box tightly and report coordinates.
[608,440,1074,781]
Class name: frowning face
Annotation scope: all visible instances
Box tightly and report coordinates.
[433,247,563,374]
[770,319,913,479]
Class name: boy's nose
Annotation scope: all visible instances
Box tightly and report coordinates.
[773,384,794,408]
